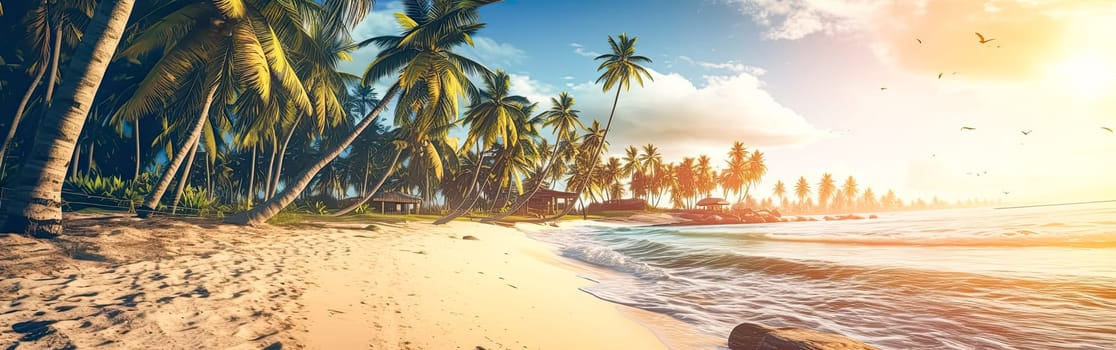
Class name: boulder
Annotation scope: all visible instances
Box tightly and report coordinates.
[728,323,878,350]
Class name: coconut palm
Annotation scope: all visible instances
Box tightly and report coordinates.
[744,149,766,199]
[695,154,715,198]
[1,0,136,237]
[434,69,530,224]
[484,91,584,221]
[818,173,836,211]
[773,180,786,208]
[842,175,859,210]
[117,0,313,216]
[794,176,810,210]
[311,0,495,220]
[551,33,651,219]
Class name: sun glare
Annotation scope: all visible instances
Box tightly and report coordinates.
[1049,53,1116,97]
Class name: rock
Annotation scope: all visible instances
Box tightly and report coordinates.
[868,214,878,219]
[728,323,879,350]
[462,235,479,241]
[363,225,380,231]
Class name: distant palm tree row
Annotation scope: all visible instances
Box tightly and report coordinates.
[588,141,989,214]
[0,0,658,237]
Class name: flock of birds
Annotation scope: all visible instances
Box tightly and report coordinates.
[885,32,1114,135]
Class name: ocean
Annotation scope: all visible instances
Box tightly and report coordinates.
[530,205,1116,349]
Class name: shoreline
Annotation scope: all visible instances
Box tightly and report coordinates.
[0,213,692,349]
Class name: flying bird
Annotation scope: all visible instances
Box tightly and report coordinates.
[917,38,923,44]
[1021,130,1032,135]
[1003,191,1010,195]
[880,87,888,91]
[938,72,943,79]
[961,127,976,131]
[1103,126,1113,133]
[976,32,995,44]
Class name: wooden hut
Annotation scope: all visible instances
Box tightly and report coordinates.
[372,191,422,214]
[696,197,730,211]
[515,188,579,217]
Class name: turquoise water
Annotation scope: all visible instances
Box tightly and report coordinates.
[532,205,1116,349]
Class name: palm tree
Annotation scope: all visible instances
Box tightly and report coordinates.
[235,0,495,224]
[842,175,859,211]
[485,91,584,221]
[794,176,810,211]
[118,1,313,216]
[552,33,652,219]
[0,0,135,237]
[434,70,530,224]
[695,155,715,198]
[723,141,748,201]
[773,180,786,208]
[744,149,766,199]
[861,187,877,210]
[818,173,836,212]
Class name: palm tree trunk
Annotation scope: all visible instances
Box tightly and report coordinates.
[247,145,256,206]
[44,26,63,107]
[137,82,217,217]
[263,138,276,200]
[547,86,622,220]
[0,0,135,237]
[69,143,80,177]
[361,152,370,195]
[86,142,94,173]
[330,146,402,216]
[483,141,567,221]
[170,139,198,215]
[432,151,486,224]
[0,53,48,173]
[133,118,141,180]
[269,117,299,199]
[226,85,400,225]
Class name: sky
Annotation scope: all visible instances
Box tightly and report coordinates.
[344,0,1116,205]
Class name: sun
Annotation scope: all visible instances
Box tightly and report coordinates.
[1049,53,1116,97]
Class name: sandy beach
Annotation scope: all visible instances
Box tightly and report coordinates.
[0,214,691,349]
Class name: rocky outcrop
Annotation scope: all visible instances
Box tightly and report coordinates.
[728,323,878,350]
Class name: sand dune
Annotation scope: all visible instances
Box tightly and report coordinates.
[1,214,680,349]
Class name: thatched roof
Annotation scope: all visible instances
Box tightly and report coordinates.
[697,197,730,207]
[371,191,422,204]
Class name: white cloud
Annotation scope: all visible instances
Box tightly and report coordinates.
[677,56,767,75]
[508,69,827,161]
[457,37,527,70]
[721,0,907,40]
[570,43,601,58]
[562,76,576,80]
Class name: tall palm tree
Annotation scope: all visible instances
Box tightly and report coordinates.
[240,0,495,223]
[818,173,836,212]
[434,69,529,224]
[794,176,810,211]
[551,33,651,219]
[773,180,786,208]
[695,154,715,198]
[1,0,135,237]
[842,175,859,211]
[744,149,766,199]
[118,1,313,216]
[861,187,877,210]
[723,141,748,201]
[485,91,584,221]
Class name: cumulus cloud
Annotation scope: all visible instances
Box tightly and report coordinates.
[457,37,527,70]
[676,56,767,75]
[720,0,892,40]
[508,69,827,161]
[570,43,601,58]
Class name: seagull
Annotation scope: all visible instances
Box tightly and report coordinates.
[917,38,923,44]
[1103,126,1113,133]
[976,32,995,44]
[961,126,976,131]
[938,72,943,79]
[880,87,888,91]
[1003,191,1010,195]
[1021,130,1032,135]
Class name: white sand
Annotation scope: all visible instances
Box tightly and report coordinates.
[0,214,694,349]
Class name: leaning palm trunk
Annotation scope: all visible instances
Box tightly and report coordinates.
[137,83,217,217]
[0,0,135,237]
[246,145,256,206]
[0,56,48,173]
[541,87,622,221]
[44,26,63,106]
[482,142,567,222]
[226,85,400,225]
[432,152,488,224]
[169,140,199,215]
[269,117,299,199]
[330,146,403,216]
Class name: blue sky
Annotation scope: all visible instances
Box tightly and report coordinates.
[344,0,1116,205]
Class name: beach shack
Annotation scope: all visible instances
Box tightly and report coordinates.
[697,197,730,211]
[515,188,579,217]
[371,191,422,214]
